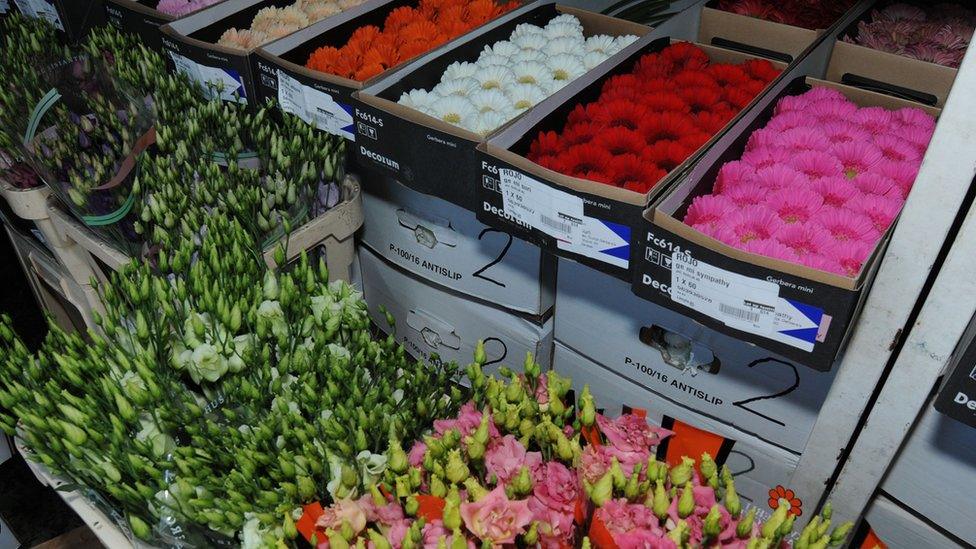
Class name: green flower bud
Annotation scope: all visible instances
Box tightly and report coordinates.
[327,530,350,549]
[283,512,298,539]
[129,515,151,540]
[389,438,409,474]
[581,537,591,549]
[463,477,489,501]
[830,522,854,546]
[473,341,487,365]
[405,496,419,516]
[369,529,392,549]
[610,458,627,491]
[445,449,469,484]
[443,488,461,530]
[725,480,742,519]
[678,482,695,518]
[703,505,722,539]
[430,475,447,498]
[762,501,789,539]
[624,463,642,501]
[651,482,670,520]
[465,437,485,461]
[579,385,596,427]
[511,466,532,497]
[668,520,690,545]
[669,457,695,487]
[590,471,613,507]
[737,507,757,539]
[523,521,539,545]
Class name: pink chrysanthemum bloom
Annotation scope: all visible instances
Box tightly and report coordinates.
[741,238,800,263]
[764,111,816,133]
[776,223,834,258]
[713,161,756,194]
[801,253,846,276]
[746,128,781,151]
[873,134,922,163]
[895,107,937,132]
[810,98,859,122]
[845,194,904,232]
[821,121,871,146]
[766,188,824,224]
[832,141,884,179]
[873,160,920,196]
[773,94,811,115]
[725,206,784,244]
[724,182,768,207]
[684,194,736,227]
[852,172,899,197]
[814,176,859,208]
[812,208,881,244]
[852,106,895,135]
[752,164,808,191]
[824,240,874,278]
[740,146,793,171]
[779,126,831,153]
[789,150,844,181]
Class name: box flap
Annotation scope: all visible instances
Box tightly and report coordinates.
[826,40,957,107]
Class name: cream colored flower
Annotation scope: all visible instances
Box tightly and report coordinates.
[585,35,617,55]
[477,52,511,67]
[433,77,479,98]
[489,40,521,58]
[472,111,511,136]
[583,50,609,70]
[398,88,438,110]
[510,22,544,40]
[511,61,554,88]
[506,83,547,111]
[443,60,479,81]
[548,13,583,30]
[544,21,583,40]
[612,34,640,53]
[545,36,585,57]
[474,65,515,90]
[548,53,584,82]
[469,88,510,113]
[513,32,548,51]
[510,49,547,64]
[431,96,479,127]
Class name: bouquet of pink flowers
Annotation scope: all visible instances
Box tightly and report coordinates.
[300,346,853,549]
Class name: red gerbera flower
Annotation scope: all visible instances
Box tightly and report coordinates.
[560,122,600,147]
[565,104,592,127]
[591,100,648,131]
[661,42,710,72]
[673,71,720,90]
[679,86,723,114]
[708,63,752,87]
[741,58,781,82]
[594,128,647,156]
[557,143,614,178]
[680,132,711,151]
[641,92,691,114]
[648,141,693,172]
[633,52,674,79]
[693,109,734,134]
[528,130,561,161]
[726,87,759,110]
[639,112,697,144]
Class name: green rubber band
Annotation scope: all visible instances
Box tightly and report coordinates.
[24,88,61,146]
[81,192,135,226]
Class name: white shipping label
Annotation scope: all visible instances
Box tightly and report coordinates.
[671,252,779,335]
[13,0,63,29]
[169,52,247,104]
[277,70,354,140]
[499,168,584,242]
[557,216,631,269]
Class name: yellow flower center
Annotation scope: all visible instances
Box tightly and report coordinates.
[515,99,532,109]
[442,113,462,124]
[553,69,569,80]
[517,75,536,84]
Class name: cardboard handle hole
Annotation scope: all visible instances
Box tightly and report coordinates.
[709,37,793,63]
[639,325,721,374]
[839,73,938,107]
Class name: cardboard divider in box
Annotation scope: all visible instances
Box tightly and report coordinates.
[477,35,788,280]
[826,2,959,108]
[356,245,554,380]
[696,1,818,64]
[352,2,650,212]
[860,495,962,549]
[12,0,106,41]
[881,403,976,546]
[554,341,805,523]
[161,0,384,106]
[359,176,555,316]
[632,76,941,371]
[103,0,229,50]
[556,258,837,453]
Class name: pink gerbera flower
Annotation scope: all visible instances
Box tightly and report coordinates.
[764,111,816,133]
[810,99,859,122]
[873,160,920,196]
[894,107,936,133]
[693,222,739,246]
[824,240,874,278]
[832,141,885,178]
[713,161,756,194]
[899,125,935,152]
[725,182,768,206]
[845,194,904,232]
[725,206,784,244]
[684,194,736,227]
[801,253,845,276]
[741,238,800,262]
[821,121,871,146]
[812,208,881,243]
[766,188,824,224]
[740,146,792,171]
[852,172,899,197]
[751,164,808,191]
[776,223,834,257]
[779,126,831,152]
[873,134,921,163]
[773,94,811,115]
[789,150,843,181]
[746,128,781,150]
[852,107,895,135]
[814,176,859,208]
[803,87,848,103]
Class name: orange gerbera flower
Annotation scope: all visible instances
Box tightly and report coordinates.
[354,63,386,81]
[306,46,342,72]
[384,6,418,31]
[768,485,803,517]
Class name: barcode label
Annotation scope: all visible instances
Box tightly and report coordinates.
[540,214,572,235]
[719,303,760,323]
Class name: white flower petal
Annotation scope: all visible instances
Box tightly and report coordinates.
[469,88,511,113]
[545,21,584,40]
[476,52,511,67]
[545,36,585,57]
[548,53,585,82]
[510,49,547,64]
[431,96,479,128]
[547,14,583,30]
[474,65,515,90]
[432,77,479,98]
[490,40,521,58]
[442,61,478,81]
[506,83,547,111]
[612,34,640,53]
[510,22,545,40]
[473,111,511,136]
[585,35,617,55]
[398,88,437,110]
[511,60,554,88]
[583,50,609,70]
[513,32,548,52]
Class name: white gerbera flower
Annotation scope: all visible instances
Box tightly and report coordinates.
[490,40,521,58]
[585,35,617,55]
[548,53,584,82]
[513,32,548,52]
[583,50,609,70]
[432,77,479,98]
[398,89,438,110]
[469,88,510,113]
[506,83,547,111]
[476,52,511,67]
[510,22,544,40]
[544,77,569,95]
[474,65,515,90]
[546,36,585,57]
[511,61,554,88]
[510,49,547,64]
[472,111,511,136]
[442,61,478,81]
[544,21,583,40]
[547,14,582,29]
[611,34,640,53]
[430,95,479,127]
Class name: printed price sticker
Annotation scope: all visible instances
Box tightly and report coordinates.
[277,70,355,140]
[499,168,583,242]
[671,252,779,335]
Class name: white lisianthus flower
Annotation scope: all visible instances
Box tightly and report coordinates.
[476,52,510,68]
[432,95,478,126]
[357,450,388,488]
[228,334,253,373]
[585,34,617,55]
[474,65,515,90]
[136,414,176,458]
[513,32,548,52]
[189,343,229,383]
[469,88,510,113]
[545,36,585,57]
[119,370,148,395]
[257,299,287,338]
[398,88,437,110]
[432,77,479,98]
[544,21,584,40]
[241,515,267,549]
[472,111,510,136]
[489,40,520,58]
[442,60,478,81]
[548,53,584,82]
[506,83,547,111]
[510,22,544,40]
[511,61,553,88]
[327,343,351,360]
[583,50,610,70]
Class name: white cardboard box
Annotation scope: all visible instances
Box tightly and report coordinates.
[881,404,976,546]
[359,178,555,316]
[556,259,837,453]
[862,495,961,549]
[554,342,807,524]
[358,246,553,378]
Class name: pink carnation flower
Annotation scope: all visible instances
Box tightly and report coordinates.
[459,486,533,545]
[766,188,824,224]
[684,195,736,227]
[408,441,427,467]
[595,413,671,468]
[358,495,406,526]
[531,461,580,515]
[579,444,614,485]
[484,435,542,484]
[317,499,368,535]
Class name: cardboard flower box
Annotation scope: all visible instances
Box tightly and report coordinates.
[103,0,227,50]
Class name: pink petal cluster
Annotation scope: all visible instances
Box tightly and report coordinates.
[843,2,976,68]
[155,0,224,17]
[484,435,542,484]
[685,86,936,277]
[459,486,534,545]
[432,401,499,438]
[596,413,673,472]
[595,499,674,549]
